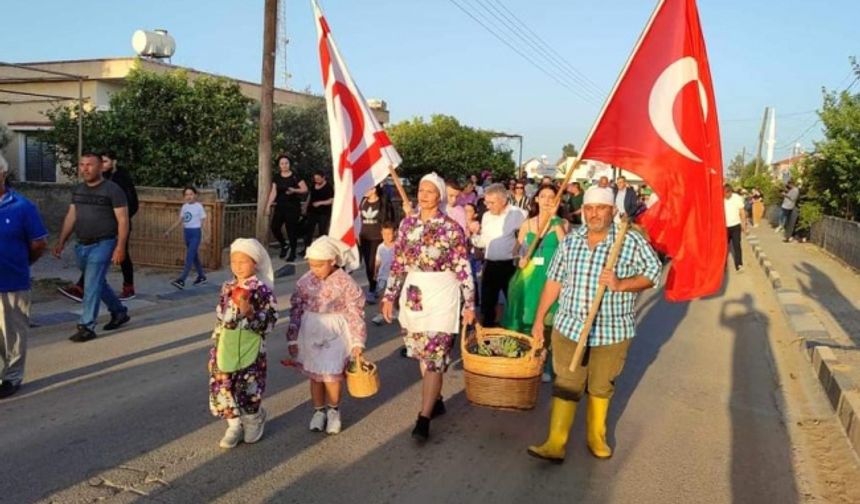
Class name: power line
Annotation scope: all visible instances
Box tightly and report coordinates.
[488,0,605,98]
[469,0,604,101]
[447,0,600,106]
[722,109,816,123]
[775,74,859,150]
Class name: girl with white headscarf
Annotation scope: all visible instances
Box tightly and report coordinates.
[209,238,278,449]
[283,236,366,435]
[380,173,476,442]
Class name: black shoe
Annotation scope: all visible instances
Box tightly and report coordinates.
[0,381,21,399]
[400,347,409,358]
[69,324,96,343]
[286,253,297,262]
[412,415,431,442]
[103,312,130,331]
[171,279,185,290]
[431,397,446,419]
[279,246,288,259]
[193,276,208,286]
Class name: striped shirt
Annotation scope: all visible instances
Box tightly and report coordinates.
[547,223,661,346]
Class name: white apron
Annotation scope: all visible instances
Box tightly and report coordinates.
[296,312,350,376]
[398,271,461,334]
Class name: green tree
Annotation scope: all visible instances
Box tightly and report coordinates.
[561,143,578,158]
[0,124,10,150]
[387,114,515,184]
[43,65,257,199]
[726,152,746,180]
[804,58,860,220]
[271,101,332,178]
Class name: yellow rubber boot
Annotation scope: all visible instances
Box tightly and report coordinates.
[527,397,577,463]
[586,395,612,459]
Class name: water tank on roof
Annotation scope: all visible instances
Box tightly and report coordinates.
[132,29,176,59]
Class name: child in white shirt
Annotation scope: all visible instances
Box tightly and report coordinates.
[372,222,397,326]
[164,186,207,289]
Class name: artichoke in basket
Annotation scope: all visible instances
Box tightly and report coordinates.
[471,336,529,358]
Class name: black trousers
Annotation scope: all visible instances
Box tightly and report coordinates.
[727,224,742,270]
[481,259,516,327]
[359,237,382,292]
[305,212,331,249]
[271,206,302,252]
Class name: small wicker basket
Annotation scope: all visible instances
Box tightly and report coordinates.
[461,324,545,410]
[346,354,380,398]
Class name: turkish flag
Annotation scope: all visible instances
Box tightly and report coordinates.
[579,0,725,301]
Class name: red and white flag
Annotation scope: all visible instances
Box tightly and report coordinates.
[579,0,725,301]
[313,0,401,266]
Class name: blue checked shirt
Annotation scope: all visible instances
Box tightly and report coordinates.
[547,223,662,346]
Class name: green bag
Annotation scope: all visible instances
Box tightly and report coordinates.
[216,327,262,372]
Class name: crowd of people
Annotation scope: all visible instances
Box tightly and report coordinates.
[0,153,673,464]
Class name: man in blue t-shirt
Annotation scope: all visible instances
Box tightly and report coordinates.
[0,153,48,399]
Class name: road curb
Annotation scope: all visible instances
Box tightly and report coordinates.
[747,233,860,458]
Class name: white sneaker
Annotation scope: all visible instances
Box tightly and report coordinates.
[242,407,267,444]
[371,313,384,326]
[541,372,552,383]
[309,409,326,432]
[326,408,342,435]
[219,418,244,449]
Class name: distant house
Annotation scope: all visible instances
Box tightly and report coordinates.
[554,157,645,186]
[0,57,391,183]
[770,153,808,183]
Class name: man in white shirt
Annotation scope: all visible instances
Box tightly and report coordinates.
[723,184,747,272]
[470,183,526,327]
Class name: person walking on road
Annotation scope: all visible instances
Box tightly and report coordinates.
[502,184,568,382]
[724,184,747,272]
[0,153,48,399]
[751,187,764,227]
[304,171,334,253]
[53,152,131,343]
[358,185,394,304]
[470,183,526,327]
[381,173,476,442]
[164,186,208,289]
[283,236,365,436]
[780,181,801,242]
[527,186,661,463]
[266,155,307,261]
[57,150,139,302]
[210,238,278,448]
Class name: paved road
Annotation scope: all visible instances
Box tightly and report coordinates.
[2,259,858,503]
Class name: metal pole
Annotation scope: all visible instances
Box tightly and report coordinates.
[77,78,83,161]
[517,135,523,175]
[256,0,278,242]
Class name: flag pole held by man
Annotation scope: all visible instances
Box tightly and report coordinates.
[528,0,725,463]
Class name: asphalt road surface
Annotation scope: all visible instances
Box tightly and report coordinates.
[2,262,859,503]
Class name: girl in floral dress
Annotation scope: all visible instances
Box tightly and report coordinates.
[209,238,278,449]
[284,236,365,435]
[381,173,475,442]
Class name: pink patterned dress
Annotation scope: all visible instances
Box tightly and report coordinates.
[286,268,366,382]
[383,209,475,372]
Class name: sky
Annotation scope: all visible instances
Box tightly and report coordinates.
[2,0,858,169]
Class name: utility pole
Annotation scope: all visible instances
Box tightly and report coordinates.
[755,106,769,175]
[256,0,277,243]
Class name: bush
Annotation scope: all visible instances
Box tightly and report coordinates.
[797,201,824,233]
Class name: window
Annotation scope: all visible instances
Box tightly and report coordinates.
[24,133,56,182]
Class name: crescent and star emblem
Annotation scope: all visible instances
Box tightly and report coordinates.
[648,56,708,163]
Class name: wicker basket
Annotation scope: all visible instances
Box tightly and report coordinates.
[461,324,545,410]
[346,355,380,398]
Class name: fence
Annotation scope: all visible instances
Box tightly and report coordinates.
[810,216,860,272]
[131,199,224,270]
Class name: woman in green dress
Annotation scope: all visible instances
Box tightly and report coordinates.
[502,184,568,381]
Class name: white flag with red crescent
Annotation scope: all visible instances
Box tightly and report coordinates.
[313,0,402,268]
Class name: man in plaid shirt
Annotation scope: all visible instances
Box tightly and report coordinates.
[527,186,661,463]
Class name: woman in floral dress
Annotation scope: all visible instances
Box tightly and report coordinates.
[209,238,278,448]
[381,173,475,442]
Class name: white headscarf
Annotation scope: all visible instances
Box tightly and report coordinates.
[305,235,359,271]
[420,172,447,210]
[230,238,274,290]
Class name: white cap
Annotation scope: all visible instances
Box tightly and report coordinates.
[583,186,614,206]
[420,172,446,207]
